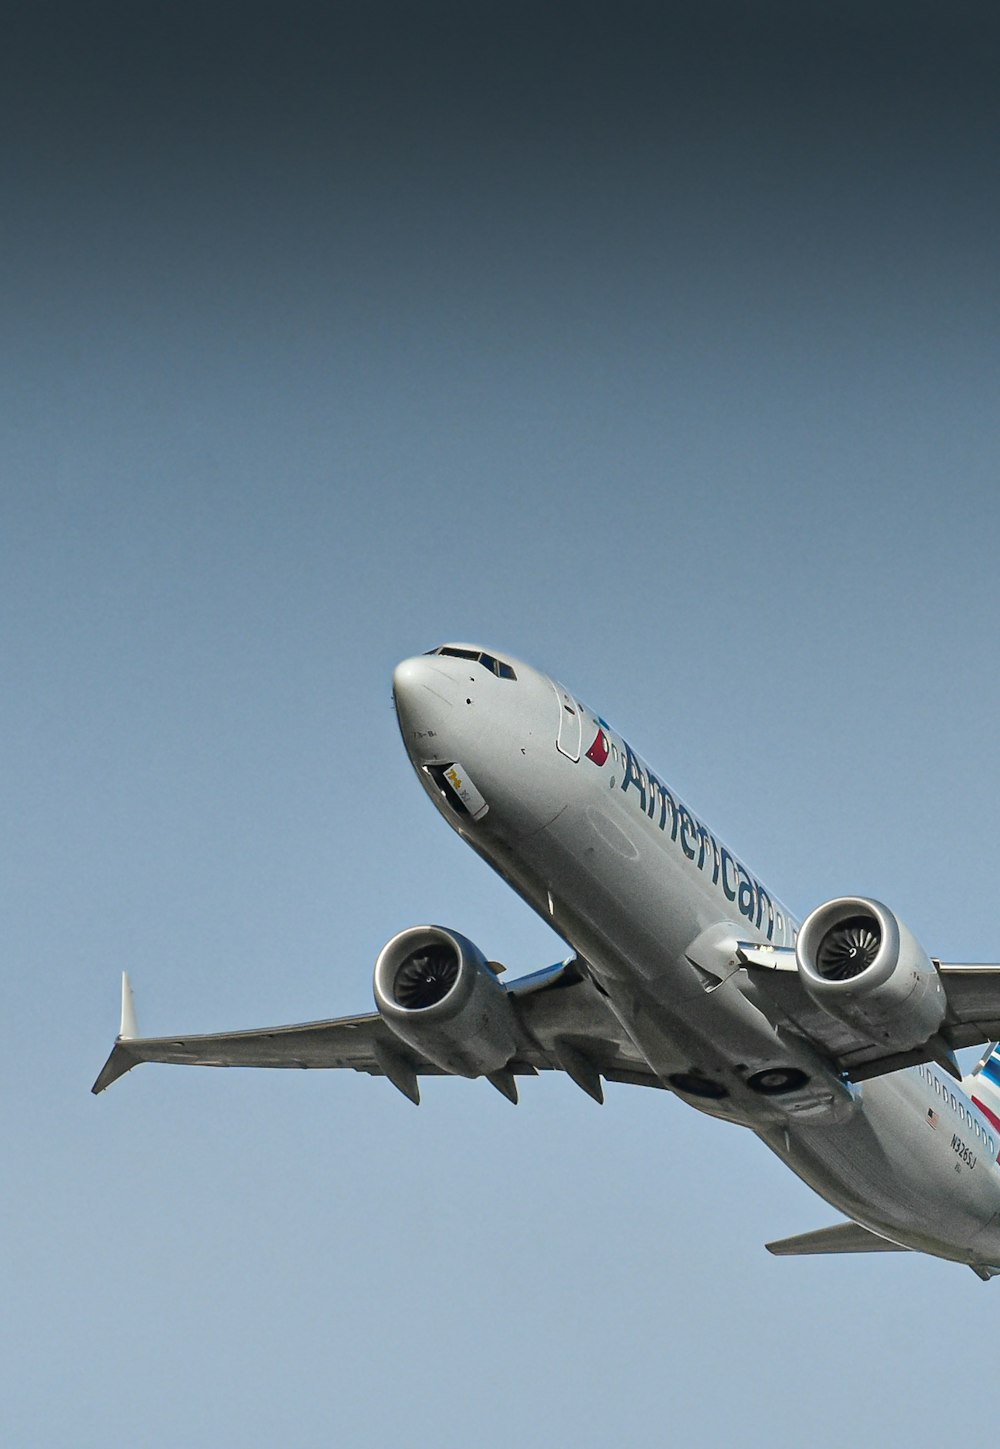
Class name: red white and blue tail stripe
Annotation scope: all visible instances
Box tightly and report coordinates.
[968,1044,1000,1148]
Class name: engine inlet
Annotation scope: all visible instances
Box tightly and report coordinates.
[392,944,460,1009]
[815,914,881,980]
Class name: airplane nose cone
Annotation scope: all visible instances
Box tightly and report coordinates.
[392,655,456,706]
[392,655,432,698]
[392,655,459,756]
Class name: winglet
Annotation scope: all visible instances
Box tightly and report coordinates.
[92,1040,139,1095]
[120,971,139,1040]
[91,973,141,1095]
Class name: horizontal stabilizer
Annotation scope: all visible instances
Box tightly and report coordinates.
[766,1221,910,1257]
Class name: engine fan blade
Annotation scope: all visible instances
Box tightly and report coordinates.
[392,945,460,1008]
[815,916,881,981]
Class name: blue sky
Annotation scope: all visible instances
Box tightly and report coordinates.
[6,5,1000,1445]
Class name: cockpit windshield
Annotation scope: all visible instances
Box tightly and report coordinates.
[425,646,517,680]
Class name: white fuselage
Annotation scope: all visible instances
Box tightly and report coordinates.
[392,648,1000,1267]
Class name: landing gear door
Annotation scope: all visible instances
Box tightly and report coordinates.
[552,681,582,761]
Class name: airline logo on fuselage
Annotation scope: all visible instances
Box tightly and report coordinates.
[585,728,609,765]
[616,736,783,941]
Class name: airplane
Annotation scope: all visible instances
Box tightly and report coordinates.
[94,644,1000,1279]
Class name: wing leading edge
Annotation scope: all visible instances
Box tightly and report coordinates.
[766,1221,910,1256]
[91,963,662,1103]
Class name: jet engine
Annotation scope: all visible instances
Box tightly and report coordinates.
[795,896,946,1052]
[373,925,519,1077]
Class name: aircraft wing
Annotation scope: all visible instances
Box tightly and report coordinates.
[92,961,660,1103]
[739,944,1000,1082]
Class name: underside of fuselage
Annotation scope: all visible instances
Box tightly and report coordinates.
[90,645,1000,1280]
[397,646,1000,1274]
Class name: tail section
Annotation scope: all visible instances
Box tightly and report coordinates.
[965,1043,1000,1143]
[766,1221,909,1257]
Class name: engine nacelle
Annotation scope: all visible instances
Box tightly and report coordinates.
[373,925,519,1077]
[795,896,946,1053]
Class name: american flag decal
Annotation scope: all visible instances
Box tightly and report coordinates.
[926,1107,939,1129]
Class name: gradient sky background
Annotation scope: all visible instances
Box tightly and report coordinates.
[6,3,1000,1445]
